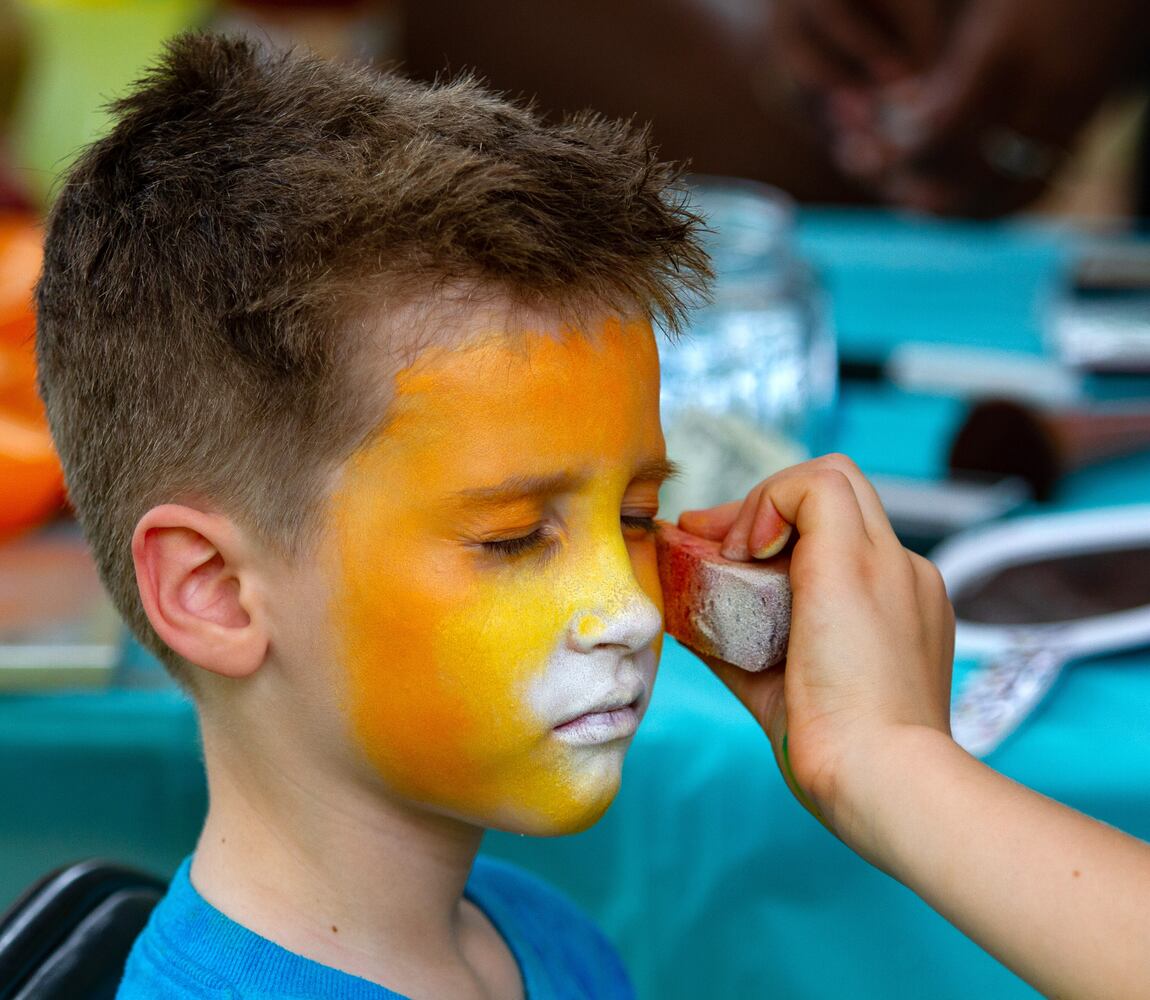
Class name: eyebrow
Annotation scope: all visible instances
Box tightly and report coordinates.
[453,472,585,510]
[632,457,681,484]
[451,457,681,509]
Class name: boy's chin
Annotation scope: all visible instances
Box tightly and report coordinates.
[491,791,619,838]
[482,768,623,838]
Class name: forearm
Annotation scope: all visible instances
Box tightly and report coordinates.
[837,727,1150,998]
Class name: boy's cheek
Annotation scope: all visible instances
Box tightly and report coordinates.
[628,542,666,662]
[433,572,573,679]
[628,538,665,619]
[329,520,659,827]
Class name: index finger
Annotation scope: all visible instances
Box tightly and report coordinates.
[755,462,871,556]
[680,455,895,555]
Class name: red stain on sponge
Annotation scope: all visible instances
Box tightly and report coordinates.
[656,522,791,671]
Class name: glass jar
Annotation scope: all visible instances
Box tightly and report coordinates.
[658,178,837,518]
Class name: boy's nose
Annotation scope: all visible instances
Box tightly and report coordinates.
[568,596,662,655]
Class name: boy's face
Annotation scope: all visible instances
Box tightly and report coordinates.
[327,316,668,835]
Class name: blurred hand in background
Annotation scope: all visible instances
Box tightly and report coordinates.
[770,0,1150,215]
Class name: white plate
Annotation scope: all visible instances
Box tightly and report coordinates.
[932,504,1150,756]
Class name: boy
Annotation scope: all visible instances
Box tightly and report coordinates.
[36,31,709,999]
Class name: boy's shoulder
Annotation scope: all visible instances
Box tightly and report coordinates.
[116,855,633,1000]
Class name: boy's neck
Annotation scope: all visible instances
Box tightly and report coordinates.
[190,731,520,998]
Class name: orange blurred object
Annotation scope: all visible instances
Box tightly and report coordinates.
[0,213,64,542]
[0,214,40,344]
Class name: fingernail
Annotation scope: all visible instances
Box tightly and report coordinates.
[752,524,793,560]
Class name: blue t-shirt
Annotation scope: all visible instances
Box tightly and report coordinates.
[117,855,632,999]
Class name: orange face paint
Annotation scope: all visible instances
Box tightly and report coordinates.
[328,318,669,834]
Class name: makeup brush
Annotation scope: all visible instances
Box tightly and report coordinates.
[947,398,1150,501]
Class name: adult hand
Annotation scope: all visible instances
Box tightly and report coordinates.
[871,0,1150,215]
[770,0,1150,215]
[678,454,955,849]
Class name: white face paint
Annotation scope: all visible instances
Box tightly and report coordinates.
[525,599,662,747]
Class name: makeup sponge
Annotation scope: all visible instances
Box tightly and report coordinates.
[656,522,791,672]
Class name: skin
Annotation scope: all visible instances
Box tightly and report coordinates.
[136,310,670,998]
[683,454,1150,997]
[328,316,669,835]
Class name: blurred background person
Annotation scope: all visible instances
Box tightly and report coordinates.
[767,0,1150,218]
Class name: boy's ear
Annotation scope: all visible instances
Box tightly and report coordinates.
[132,504,269,679]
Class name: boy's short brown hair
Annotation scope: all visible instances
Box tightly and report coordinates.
[35,32,710,677]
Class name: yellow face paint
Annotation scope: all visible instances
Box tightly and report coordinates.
[329,318,668,834]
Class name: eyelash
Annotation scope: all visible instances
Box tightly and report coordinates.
[481,516,657,558]
[482,527,556,558]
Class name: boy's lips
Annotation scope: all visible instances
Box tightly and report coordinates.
[552,689,645,745]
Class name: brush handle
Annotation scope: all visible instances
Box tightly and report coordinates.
[1049,406,1150,469]
[949,399,1150,501]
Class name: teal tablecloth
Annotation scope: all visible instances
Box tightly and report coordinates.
[3,211,1148,999]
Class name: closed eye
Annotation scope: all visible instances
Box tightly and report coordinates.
[621,515,657,534]
[480,526,557,559]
